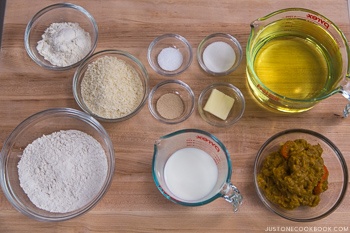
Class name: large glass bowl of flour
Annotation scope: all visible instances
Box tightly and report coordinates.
[0,108,115,222]
[24,3,98,71]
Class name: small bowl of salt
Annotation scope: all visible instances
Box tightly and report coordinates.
[147,34,193,76]
[197,33,243,76]
[24,3,98,71]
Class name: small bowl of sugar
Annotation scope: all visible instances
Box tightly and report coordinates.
[147,34,193,76]
[24,3,98,71]
[148,79,195,124]
[197,33,243,76]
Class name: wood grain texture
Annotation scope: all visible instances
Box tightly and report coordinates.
[0,0,350,232]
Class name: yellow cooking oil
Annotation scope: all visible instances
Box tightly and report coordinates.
[248,19,343,107]
[254,36,328,100]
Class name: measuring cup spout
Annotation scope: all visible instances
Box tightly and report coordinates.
[249,20,262,37]
[250,20,260,29]
[154,139,162,146]
[221,183,243,212]
[153,139,162,153]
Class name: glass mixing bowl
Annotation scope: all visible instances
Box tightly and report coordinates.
[24,3,98,70]
[254,129,348,222]
[0,108,115,222]
[73,50,149,122]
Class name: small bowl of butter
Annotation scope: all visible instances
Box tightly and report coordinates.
[198,82,245,127]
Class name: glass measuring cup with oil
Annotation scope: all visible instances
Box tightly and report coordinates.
[246,8,350,115]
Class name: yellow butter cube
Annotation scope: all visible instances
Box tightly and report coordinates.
[203,89,235,120]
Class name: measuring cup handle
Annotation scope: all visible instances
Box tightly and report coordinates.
[221,183,243,212]
[340,83,350,117]
[343,103,350,118]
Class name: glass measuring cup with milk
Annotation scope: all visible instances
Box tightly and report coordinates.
[246,8,350,115]
[152,129,242,212]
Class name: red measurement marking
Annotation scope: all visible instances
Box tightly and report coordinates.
[186,139,195,147]
[306,13,329,29]
[257,84,280,102]
[212,155,221,165]
[196,135,220,153]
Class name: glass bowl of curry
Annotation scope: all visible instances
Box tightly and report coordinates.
[254,129,348,222]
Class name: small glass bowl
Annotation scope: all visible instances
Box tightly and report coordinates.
[73,50,149,122]
[197,33,243,76]
[148,79,195,124]
[24,3,98,71]
[147,34,193,76]
[254,129,348,222]
[0,108,115,222]
[198,82,245,127]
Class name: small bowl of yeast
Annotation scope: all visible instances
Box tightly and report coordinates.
[148,79,195,124]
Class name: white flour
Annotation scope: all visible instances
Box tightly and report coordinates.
[36,22,92,67]
[17,130,108,213]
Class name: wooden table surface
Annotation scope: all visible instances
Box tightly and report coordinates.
[1,0,350,232]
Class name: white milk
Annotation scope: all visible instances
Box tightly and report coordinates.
[164,147,218,201]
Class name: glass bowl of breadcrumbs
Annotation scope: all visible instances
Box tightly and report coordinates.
[73,49,150,122]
